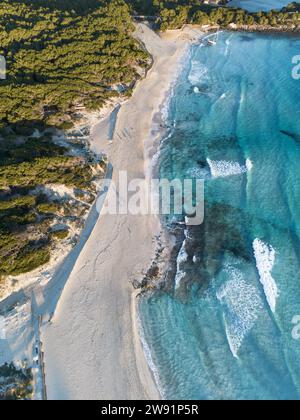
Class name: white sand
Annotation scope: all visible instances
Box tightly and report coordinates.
[42,24,203,400]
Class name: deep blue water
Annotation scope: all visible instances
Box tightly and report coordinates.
[139,32,300,400]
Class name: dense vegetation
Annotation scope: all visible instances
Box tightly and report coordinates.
[0,0,149,127]
[0,136,94,191]
[0,0,148,279]
[0,363,33,400]
[0,131,104,278]
[131,0,223,15]
[142,1,300,30]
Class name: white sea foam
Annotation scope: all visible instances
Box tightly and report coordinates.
[207,159,248,178]
[225,34,233,56]
[246,158,253,171]
[187,167,203,178]
[151,48,190,176]
[160,47,191,123]
[217,265,263,358]
[160,79,176,123]
[188,60,209,85]
[186,166,210,180]
[253,239,278,313]
[175,240,188,290]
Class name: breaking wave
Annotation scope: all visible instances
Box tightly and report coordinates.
[188,60,209,85]
[253,238,278,313]
[217,265,263,358]
[175,239,188,290]
[186,166,210,180]
[207,159,250,178]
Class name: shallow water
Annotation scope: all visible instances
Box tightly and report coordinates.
[139,32,300,400]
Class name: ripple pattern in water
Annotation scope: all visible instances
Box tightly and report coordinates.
[139,32,300,400]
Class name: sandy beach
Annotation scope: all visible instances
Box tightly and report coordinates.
[42,23,203,400]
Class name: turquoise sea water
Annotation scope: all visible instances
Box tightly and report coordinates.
[139,32,300,400]
[228,0,291,12]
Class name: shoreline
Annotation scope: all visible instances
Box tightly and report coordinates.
[180,22,300,35]
[0,15,299,400]
[41,23,202,400]
[1,24,296,400]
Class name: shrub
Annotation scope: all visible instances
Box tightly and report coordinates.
[51,229,69,240]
